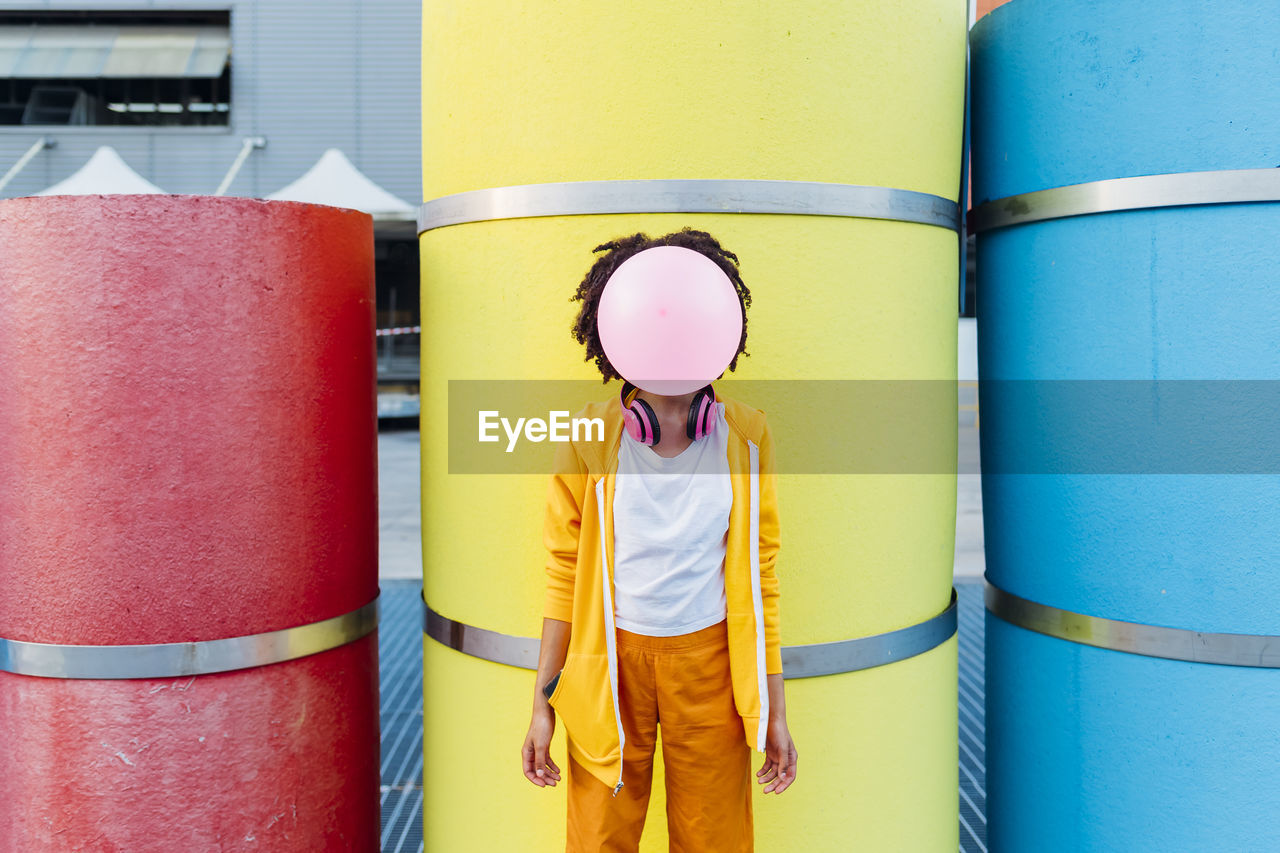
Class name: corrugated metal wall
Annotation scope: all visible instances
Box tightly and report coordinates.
[0,0,421,203]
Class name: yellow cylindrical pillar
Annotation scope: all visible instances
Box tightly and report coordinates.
[421,3,965,850]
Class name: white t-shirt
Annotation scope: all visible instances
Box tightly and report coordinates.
[611,402,731,636]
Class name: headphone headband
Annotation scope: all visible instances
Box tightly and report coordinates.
[618,382,717,446]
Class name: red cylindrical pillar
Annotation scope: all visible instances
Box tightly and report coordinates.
[0,195,379,852]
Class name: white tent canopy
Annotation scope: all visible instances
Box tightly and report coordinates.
[267,148,414,221]
[36,145,164,195]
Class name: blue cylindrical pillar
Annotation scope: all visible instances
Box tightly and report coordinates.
[972,1,1280,850]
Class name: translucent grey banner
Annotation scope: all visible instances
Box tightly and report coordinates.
[444,380,1280,475]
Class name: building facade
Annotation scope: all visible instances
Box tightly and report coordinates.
[0,0,420,202]
[0,0,423,387]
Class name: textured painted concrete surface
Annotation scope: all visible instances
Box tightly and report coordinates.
[973,1,1280,849]
[0,195,381,852]
[0,639,380,852]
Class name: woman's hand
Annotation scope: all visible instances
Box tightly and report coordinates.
[757,714,797,794]
[522,706,562,787]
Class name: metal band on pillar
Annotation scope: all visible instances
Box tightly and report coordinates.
[423,588,957,678]
[985,582,1280,668]
[0,595,381,680]
[783,588,957,677]
[970,167,1280,233]
[418,179,962,234]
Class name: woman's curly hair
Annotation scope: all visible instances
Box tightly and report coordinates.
[570,227,751,383]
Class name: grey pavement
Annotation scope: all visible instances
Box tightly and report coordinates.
[376,425,986,581]
[378,428,424,580]
[955,423,986,579]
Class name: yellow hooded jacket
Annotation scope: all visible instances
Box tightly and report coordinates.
[542,389,782,797]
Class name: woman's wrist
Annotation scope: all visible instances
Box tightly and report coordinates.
[766,672,787,723]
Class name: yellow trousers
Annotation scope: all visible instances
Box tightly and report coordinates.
[565,617,753,852]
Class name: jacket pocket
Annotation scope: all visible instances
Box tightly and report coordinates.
[547,652,618,763]
[726,610,763,720]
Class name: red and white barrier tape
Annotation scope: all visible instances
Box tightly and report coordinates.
[376,326,421,337]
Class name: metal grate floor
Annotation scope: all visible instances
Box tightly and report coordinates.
[377,579,988,853]
[379,581,425,853]
[956,580,988,853]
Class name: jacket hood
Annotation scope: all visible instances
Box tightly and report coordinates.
[570,387,768,475]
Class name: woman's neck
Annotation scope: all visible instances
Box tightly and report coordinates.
[634,388,698,417]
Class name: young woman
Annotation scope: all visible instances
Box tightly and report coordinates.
[521,228,797,851]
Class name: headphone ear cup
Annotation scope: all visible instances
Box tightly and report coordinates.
[631,396,660,446]
[686,387,716,440]
[622,407,643,443]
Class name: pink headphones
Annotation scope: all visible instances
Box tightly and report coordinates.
[620,381,718,446]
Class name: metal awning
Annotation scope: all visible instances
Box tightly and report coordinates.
[0,25,229,78]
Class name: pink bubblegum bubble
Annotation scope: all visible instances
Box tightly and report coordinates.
[596,245,744,395]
